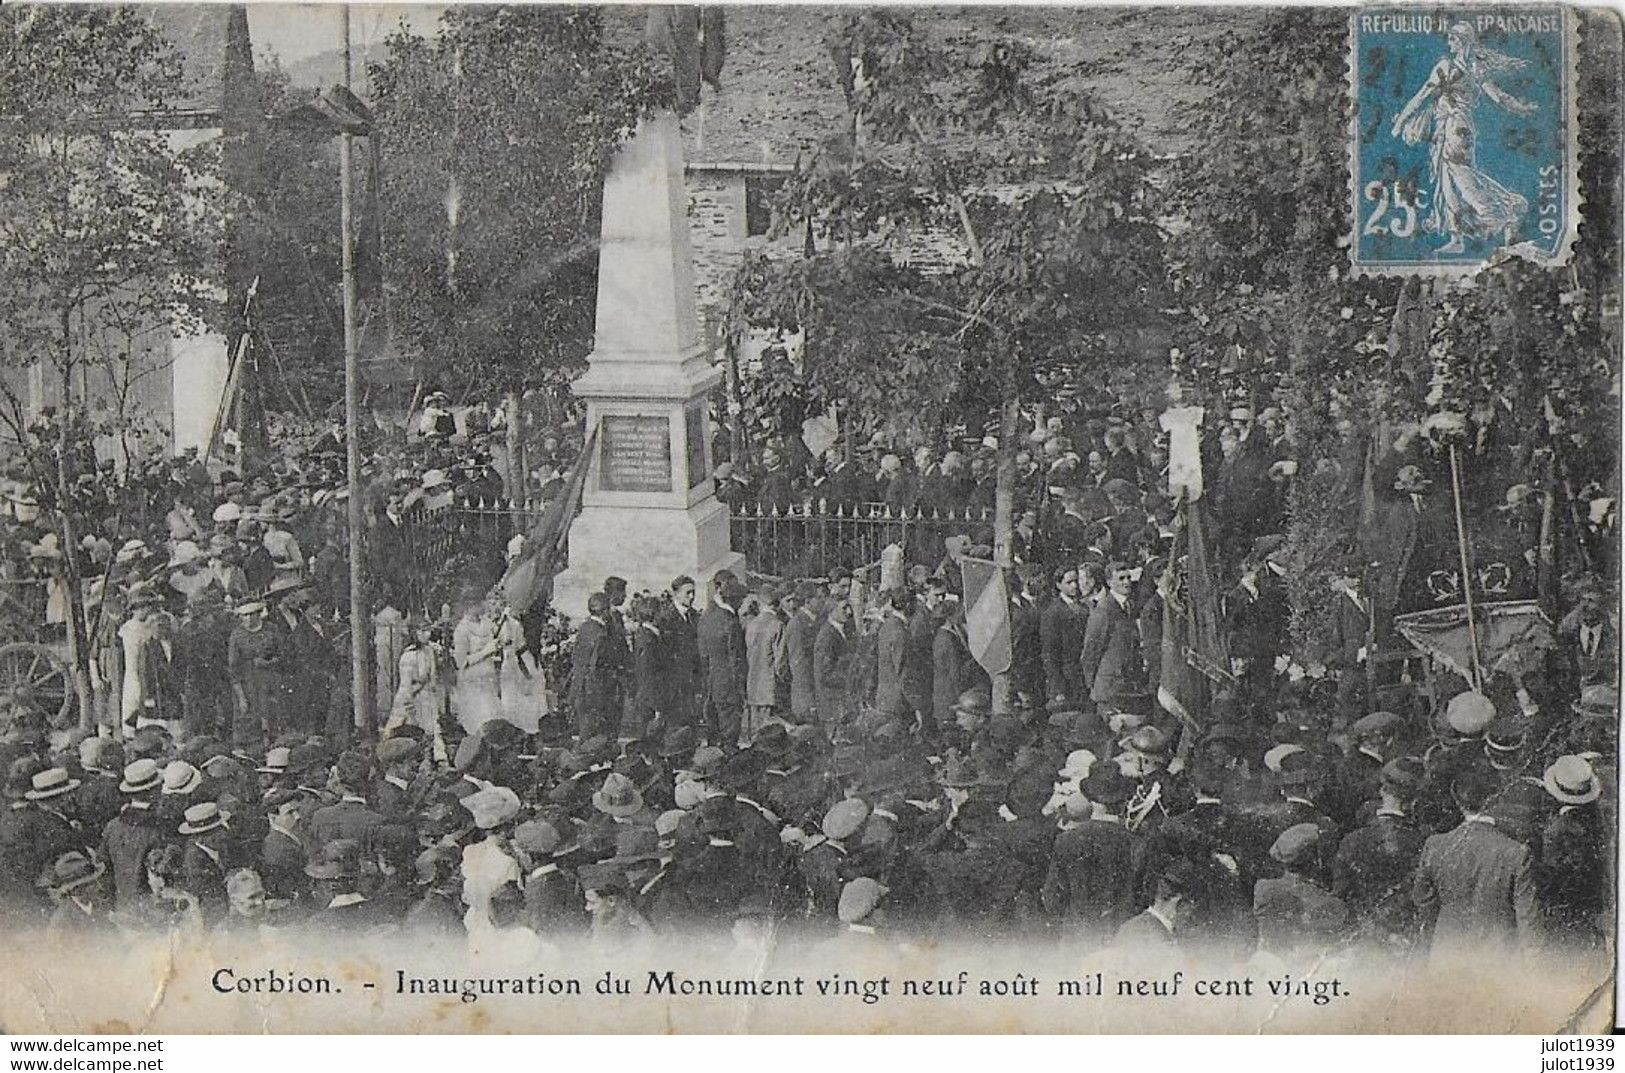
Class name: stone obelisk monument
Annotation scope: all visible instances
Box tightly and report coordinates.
[552,110,744,618]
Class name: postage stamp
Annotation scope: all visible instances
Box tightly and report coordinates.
[1349,7,1579,276]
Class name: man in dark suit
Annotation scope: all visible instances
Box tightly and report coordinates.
[697,574,747,749]
[660,576,703,731]
[1043,767,1140,943]
[1412,766,1540,959]
[304,839,387,931]
[101,759,168,913]
[904,579,945,719]
[176,801,234,923]
[571,594,617,738]
[1112,858,1202,951]
[783,581,821,723]
[1041,566,1089,707]
[1009,565,1045,705]
[1333,758,1425,945]
[814,600,854,728]
[308,754,386,851]
[372,737,421,821]
[874,588,912,718]
[1079,562,1146,708]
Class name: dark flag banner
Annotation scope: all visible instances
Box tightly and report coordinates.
[1393,600,1555,686]
[498,423,599,614]
[961,556,1011,678]
[1157,495,1232,729]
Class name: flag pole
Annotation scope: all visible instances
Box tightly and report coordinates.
[1447,442,1484,691]
[339,4,373,737]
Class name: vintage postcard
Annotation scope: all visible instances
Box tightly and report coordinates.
[0,2,1617,1035]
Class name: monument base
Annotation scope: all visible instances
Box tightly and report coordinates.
[552,496,745,621]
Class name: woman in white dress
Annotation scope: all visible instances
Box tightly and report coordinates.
[452,597,503,736]
[386,618,447,762]
[495,600,546,732]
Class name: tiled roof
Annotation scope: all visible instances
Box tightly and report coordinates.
[616,5,1274,167]
[137,3,238,113]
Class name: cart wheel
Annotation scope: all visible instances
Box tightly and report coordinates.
[0,642,75,729]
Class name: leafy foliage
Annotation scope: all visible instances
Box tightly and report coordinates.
[367,7,670,399]
[0,6,221,431]
[730,11,1171,445]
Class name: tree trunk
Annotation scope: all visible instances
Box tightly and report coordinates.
[54,322,94,735]
[990,373,1021,716]
[505,390,525,504]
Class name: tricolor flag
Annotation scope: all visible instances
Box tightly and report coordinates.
[1157,495,1231,729]
[961,557,1012,678]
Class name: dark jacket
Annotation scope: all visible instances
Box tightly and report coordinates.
[697,601,746,713]
[813,620,853,723]
[1079,593,1144,705]
[1040,597,1088,703]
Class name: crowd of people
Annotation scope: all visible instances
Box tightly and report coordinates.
[0,387,1616,968]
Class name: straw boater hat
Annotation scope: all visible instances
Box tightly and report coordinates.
[1542,755,1601,806]
[25,768,80,801]
[118,758,163,794]
[161,760,202,797]
[256,746,292,776]
[178,801,228,836]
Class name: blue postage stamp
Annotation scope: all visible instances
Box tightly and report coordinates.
[1350,8,1578,275]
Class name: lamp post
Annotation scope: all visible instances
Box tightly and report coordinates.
[274,11,377,737]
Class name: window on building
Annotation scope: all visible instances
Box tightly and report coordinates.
[744,173,788,238]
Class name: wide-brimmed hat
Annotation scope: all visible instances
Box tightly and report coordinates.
[232,599,267,616]
[266,575,309,599]
[606,825,663,867]
[42,850,104,895]
[462,785,521,830]
[1542,755,1601,805]
[119,758,163,794]
[1081,766,1131,807]
[1270,822,1321,866]
[591,772,645,818]
[167,540,203,568]
[25,767,80,801]
[1348,711,1401,740]
[821,798,870,840]
[178,801,228,835]
[837,876,888,924]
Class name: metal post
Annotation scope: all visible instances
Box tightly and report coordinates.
[1447,443,1483,691]
[339,5,373,736]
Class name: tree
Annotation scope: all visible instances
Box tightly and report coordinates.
[0,6,220,728]
[731,11,1170,568]
[367,8,669,402]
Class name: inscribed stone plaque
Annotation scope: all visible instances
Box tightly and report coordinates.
[600,414,672,492]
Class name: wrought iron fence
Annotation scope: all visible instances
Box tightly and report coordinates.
[729,500,995,579]
[396,498,550,610]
